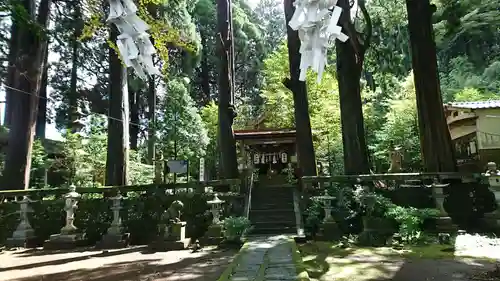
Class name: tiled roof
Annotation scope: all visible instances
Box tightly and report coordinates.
[445,100,500,109]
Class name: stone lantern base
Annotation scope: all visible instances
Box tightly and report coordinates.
[201,224,224,246]
[149,222,190,251]
[315,220,340,241]
[43,232,86,250]
[96,233,131,249]
[6,228,38,248]
[434,216,458,233]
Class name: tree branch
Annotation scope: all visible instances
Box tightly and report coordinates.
[358,0,372,54]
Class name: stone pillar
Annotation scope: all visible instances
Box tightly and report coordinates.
[97,192,130,248]
[6,196,37,248]
[44,185,85,249]
[483,162,500,228]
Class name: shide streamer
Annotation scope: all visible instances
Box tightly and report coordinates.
[289,0,348,82]
[107,0,161,80]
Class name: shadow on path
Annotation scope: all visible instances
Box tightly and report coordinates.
[2,248,237,281]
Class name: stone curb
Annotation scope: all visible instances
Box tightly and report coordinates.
[216,242,251,281]
[289,238,311,281]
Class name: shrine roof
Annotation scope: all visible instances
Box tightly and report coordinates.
[444,100,500,110]
[234,128,296,140]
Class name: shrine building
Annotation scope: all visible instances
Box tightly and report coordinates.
[234,115,301,184]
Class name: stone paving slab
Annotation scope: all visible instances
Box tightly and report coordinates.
[227,235,298,281]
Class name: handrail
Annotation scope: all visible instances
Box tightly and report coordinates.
[0,179,242,197]
[243,170,254,219]
[302,172,483,183]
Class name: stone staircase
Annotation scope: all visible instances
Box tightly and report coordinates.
[249,179,297,235]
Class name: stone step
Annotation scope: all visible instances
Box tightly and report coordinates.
[250,213,295,222]
[251,192,293,198]
[251,226,297,235]
[253,221,296,229]
[250,208,294,213]
[251,202,294,208]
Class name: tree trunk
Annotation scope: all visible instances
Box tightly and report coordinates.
[68,4,82,128]
[336,0,371,175]
[105,27,130,186]
[2,0,52,190]
[36,45,49,138]
[4,5,21,127]
[147,76,156,164]
[283,0,317,177]
[405,0,456,172]
[129,86,139,150]
[217,0,239,179]
[200,32,211,104]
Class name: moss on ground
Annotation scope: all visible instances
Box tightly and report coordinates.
[297,241,497,281]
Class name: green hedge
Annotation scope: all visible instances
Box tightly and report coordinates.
[0,192,216,246]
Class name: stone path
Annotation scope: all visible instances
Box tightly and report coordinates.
[230,235,298,281]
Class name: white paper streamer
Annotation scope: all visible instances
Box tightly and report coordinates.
[107,0,161,80]
[289,0,348,82]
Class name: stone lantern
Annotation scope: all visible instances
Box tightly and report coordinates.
[202,193,225,245]
[483,162,500,227]
[97,192,130,249]
[44,185,85,249]
[207,193,224,224]
[312,190,339,241]
[428,178,456,232]
[7,196,36,248]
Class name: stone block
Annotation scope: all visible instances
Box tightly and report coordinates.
[148,238,190,251]
[43,233,86,250]
[201,224,224,245]
[6,237,38,249]
[315,221,340,241]
[169,222,186,241]
[96,233,130,249]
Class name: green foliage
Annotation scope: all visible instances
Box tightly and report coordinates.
[384,205,439,244]
[222,216,252,241]
[259,43,344,174]
[157,78,209,179]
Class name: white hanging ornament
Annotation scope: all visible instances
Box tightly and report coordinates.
[254,153,260,164]
[106,0,161,80]
[281,152,288,163]
[289,0,348,82]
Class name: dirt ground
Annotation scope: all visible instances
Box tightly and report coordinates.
[299,243,500,281]
[0,246,237,281]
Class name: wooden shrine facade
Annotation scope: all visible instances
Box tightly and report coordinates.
[234,128,298,176]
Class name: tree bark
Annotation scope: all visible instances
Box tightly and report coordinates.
[68,3,82,128]
[216,0,239,179]
[4,4,21,127]
[405,0,456,172]
[336,0,371,175]
[2,0,52,190]
[105,27,130,186]
[283,0,317,177]
[35,45,49,138]
[147,76,156,164]
[129,86,139,150]
[200,32,211,104]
